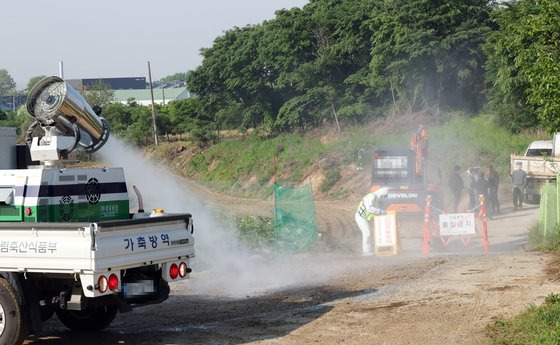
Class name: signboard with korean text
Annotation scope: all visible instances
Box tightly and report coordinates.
[439,213,476,236]
[374,211,398,256]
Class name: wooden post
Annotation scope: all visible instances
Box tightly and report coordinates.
[330,102,341,133]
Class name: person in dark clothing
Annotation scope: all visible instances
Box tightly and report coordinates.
[487,165,500,214]
[474,171,492,218]
[512,162,527,210]
[447,165,464,213]
[466,168,478,211]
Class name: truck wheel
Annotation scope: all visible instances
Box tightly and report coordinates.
[55,304,118,332]
[0,278,27,345]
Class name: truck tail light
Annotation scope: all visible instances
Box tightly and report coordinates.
[169,263,179,280]
[108,274,119,292]
[178,262,187,278]
[97,275,108,293]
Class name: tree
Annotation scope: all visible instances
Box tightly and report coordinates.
[0,69,16,96]
[80,80,115,108]
[159,73,187,84]
[101,101,161,146]
[27,75,47,91]
[368,0,492,114]
[484,0,560,132]
[183,0,495,139]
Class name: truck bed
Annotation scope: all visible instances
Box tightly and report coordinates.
[510,154,560,178]
[0,214,194,274]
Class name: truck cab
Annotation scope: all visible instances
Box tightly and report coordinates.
[524,141,552,157]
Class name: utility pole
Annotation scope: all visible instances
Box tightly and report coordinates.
[12,91,16,112]
[147,61,159,146]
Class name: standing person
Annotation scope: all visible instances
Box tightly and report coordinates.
[512,162,527,210]
[475,171,492,218]
[488,165,500,214]
[355,187,389,256]
[466,167,478,210]
[447,165,464,213]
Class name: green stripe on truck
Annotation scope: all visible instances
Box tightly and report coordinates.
[0,200,130,222]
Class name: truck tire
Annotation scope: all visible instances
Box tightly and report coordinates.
[0,278,27,345]
[55,304,118,332]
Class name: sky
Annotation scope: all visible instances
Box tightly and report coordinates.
[1,0,308,89]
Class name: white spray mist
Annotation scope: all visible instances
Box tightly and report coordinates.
[97,137,363,297]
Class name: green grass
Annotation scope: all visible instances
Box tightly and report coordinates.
[428,115,536,177]
[182,132,330,196]
[529,223,560,250]
[485,293,560,345]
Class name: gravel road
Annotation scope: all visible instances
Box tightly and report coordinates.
[24,194,557,345]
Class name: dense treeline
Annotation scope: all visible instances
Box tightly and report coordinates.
[484,0,560,132]
[180,0,559,143]
[186,0,492,135]
[2,0,559,146]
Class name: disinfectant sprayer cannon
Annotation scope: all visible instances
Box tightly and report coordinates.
[25,76,110,163]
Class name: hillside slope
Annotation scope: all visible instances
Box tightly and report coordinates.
[149,113,540,202]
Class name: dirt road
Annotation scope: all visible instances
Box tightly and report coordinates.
[25,190,558,345]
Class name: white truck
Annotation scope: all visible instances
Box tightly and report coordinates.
[510,135,560,203]
[0,77,195,345]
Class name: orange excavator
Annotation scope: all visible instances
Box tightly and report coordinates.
[370,124,440,213]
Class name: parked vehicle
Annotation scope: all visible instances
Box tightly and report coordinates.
[0,77,194,345]
[510,134,560,203]
[370,125,442,213]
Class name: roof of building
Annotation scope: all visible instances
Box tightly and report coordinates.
[113,88,189,102]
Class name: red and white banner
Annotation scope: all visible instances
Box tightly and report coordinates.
[438,213,476,236]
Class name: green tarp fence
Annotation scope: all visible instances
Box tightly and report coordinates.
[538,176,560,242]
[273,183,318,256]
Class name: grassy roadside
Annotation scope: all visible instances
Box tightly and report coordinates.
[150,113,540,199]
[482,224,560,344]
[485,293,560,345]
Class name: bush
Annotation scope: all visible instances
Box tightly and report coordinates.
[234,216,275,248]
[530,224,560,250]
[191,123,218,148]
[319,166,341,193]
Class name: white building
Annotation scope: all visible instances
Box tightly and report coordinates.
[113,88,191,106]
